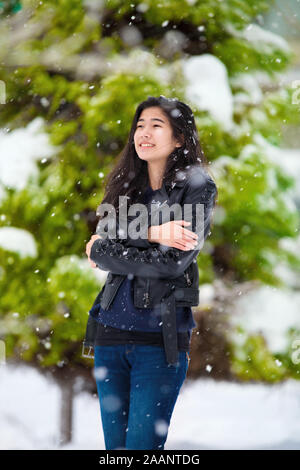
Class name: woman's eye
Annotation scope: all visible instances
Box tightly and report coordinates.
[136,125,161,128]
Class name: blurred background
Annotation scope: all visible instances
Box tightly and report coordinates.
[0,0,300,450]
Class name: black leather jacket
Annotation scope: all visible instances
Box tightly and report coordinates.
[82,164,217,366]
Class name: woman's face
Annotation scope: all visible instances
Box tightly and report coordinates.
[133,106,182,164]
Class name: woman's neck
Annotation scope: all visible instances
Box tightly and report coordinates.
[148,164,165,190]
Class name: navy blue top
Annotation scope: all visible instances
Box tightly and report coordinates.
[89,186,196,333]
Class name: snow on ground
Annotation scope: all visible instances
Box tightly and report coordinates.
[1,363,300,450]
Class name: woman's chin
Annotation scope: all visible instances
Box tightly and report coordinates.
[136,154,150,161]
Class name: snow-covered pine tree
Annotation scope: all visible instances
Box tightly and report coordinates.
[0,0,299,443]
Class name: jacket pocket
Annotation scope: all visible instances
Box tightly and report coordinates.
[142,278,150,307]
[133,277,165,309]
[100,274,125,310]
[183,262,195,287]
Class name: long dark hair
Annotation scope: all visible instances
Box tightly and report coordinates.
[98,95,217,219]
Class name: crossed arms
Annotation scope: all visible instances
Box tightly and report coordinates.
[89,174,217,280]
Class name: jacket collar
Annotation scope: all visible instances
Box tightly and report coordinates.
[150,179,185,204]
[147,165,194,200]
[163,170,188,196]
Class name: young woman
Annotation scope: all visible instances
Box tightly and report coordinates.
[85,95,217,450]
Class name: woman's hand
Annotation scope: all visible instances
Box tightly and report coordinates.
[148,220,198,250]
[86,234,102,268]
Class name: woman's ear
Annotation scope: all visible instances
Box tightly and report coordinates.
[176,133,185,147]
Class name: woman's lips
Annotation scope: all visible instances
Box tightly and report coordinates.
[140,144,155,149]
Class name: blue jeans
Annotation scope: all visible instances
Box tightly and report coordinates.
[94,344,189,450]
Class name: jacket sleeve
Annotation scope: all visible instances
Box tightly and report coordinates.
[96,201,157,250]
[90,175,217,280]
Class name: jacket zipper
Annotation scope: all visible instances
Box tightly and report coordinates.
[184,270,192,286]
[143,279,150,307]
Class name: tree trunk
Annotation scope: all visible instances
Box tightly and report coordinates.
[59,377,74,446]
